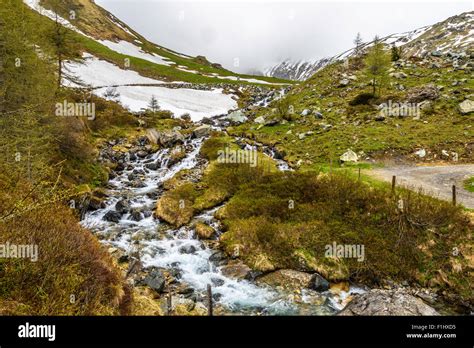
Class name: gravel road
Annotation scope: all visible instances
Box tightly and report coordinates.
[369,164,474,209]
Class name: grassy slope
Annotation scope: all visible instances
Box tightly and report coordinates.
[38,0,292,86]
[228,57,473,167]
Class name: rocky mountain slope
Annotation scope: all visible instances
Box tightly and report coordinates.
[265,11,474,81]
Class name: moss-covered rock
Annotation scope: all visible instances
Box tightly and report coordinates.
[194,222,215,239]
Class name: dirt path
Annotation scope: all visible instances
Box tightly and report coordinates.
[368,164,474,209]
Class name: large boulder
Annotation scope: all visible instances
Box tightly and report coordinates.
[459,99,474,114]
[406,84,439,103]
[194,222,215,239]
[158,130,185,147]
[224,110,248,124]
[156,196,194,227]
[143,268,166,293]
[115,199,131,214]
[256,269,313,291]
[146,128,160,145]
[340,149,359,163]
[103,210,122,223]
[220,261,253,280]
[309,273,330,292]
[192,125,211,138]
[338,289,440,316]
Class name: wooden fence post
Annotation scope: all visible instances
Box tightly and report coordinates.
[452,185,456,206]
[391,175,396,193]
[207,284,213,316]
[166,293,172,316]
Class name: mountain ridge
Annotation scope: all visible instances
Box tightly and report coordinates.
[265,11,474,81]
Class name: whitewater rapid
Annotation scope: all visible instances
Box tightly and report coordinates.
[81,136,361,315]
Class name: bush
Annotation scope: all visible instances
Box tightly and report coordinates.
[349,92,376,106]
[219,171,473,299]
[0,199,129,315]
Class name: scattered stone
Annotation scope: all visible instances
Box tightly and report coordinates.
[158,130,185,147]
[88,196,105,211]
[211,277,225,287]
[224,110,248,124]
[314,111,323,119]
[301,109,311,116]
[115,199,131,214]
[458,99,474,114]
[103,210,121,223]
[375,114,385,121]
[254,116,266,124]
[130,208,143,221]
[407,84,439,103]
[145,161,160,170]
[209,251,226,263]
[338,78,350,87]
[340,149,359,163]
[179,244,197,254]
[136,150,148,158]
[389,72,407,79]
[309,273,330,292]
[414,149,426,158]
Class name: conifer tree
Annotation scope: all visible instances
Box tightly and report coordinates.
[364,36,391,97]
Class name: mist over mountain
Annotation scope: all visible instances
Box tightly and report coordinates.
[96,0,472,73]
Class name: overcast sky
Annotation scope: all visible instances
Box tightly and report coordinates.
[96,0,472,73]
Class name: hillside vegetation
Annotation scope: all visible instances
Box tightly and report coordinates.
[229,43,473,168]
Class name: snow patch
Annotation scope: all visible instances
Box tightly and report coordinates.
[95,85,237,121]
[63,53,165,88]
[98,40,172,66]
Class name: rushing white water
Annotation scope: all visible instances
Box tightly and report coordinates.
[81,136,361,315]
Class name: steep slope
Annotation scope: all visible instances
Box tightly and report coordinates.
[265,11,473,81]
[228,13,473,167]
[23,0,291,120]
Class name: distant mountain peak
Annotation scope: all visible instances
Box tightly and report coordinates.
[265,11,473,81]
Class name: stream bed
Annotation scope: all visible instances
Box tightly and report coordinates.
[81,136,364,315]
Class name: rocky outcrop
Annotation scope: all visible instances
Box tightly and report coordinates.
[338,289,440,316]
